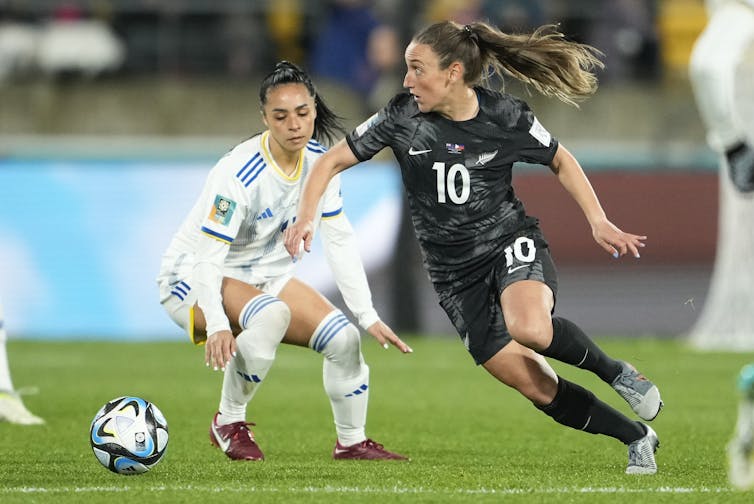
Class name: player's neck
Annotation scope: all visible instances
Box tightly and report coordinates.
[436,87,478,122]
[267,138,300,176]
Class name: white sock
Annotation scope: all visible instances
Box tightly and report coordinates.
[312,311,369,446]
[218,294,290,425]
[0,303,14,392]
[324,361,370,446]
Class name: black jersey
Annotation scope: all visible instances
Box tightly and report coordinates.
[346,88,558,291]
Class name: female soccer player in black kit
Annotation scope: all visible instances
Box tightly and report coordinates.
[285,21,662,474]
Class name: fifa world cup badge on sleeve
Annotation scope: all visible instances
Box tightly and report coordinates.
[209,195,237,226]
[528,117,551,147]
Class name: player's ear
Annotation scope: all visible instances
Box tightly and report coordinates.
[448,61,463,83]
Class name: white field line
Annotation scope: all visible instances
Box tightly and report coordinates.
[0,485,735,495]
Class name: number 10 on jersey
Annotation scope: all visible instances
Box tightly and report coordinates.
[432,162,470,204]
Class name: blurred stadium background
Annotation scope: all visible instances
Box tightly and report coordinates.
[0,0,724,341]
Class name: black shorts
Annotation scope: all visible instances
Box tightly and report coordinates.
[437,228,559,365]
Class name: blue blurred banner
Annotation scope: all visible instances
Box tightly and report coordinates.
[0,159,402,340]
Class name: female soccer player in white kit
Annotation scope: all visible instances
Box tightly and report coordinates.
[0,300,44,425]
[157,61,410,461]
[690,0,754,487]
[689,0,754,193]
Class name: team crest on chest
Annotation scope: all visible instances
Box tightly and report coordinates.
[475,150,498,166]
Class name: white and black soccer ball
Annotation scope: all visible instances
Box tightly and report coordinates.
[89,396,169,475]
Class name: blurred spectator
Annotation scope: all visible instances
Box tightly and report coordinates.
[267,0,305,65]
[310,0,382,97]
[365,24,403,112]
[483,0,546,30]
[0,19,37,83]
[36,3,125,79]
[586,0,660,81]
[224,6,271,77]
[421,0,484,24]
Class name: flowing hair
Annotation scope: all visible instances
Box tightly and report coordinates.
[413,21,604,106]
[259,61,345,145]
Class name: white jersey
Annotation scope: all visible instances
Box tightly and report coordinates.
[692,0,754,151]
[159,131,340,290]
[157,131,379,334]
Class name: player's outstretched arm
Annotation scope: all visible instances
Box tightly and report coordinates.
[320,212,412,354]
[285,139,359,258]
[549,144,646,258]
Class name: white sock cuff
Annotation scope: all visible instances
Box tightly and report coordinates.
[238,293,288,330]
[310,310,350,353]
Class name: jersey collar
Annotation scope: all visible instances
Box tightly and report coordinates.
[261,130,304,181]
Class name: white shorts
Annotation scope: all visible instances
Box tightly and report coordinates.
[159,273,292,344]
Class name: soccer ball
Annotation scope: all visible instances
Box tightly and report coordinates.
[89,396,169,475]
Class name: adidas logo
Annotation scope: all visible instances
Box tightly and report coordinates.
[236,371,261,383]
[256,208,273,220]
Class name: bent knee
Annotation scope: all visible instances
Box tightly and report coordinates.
[262,299,291,328]
[239,294,291,334]
[506,317,553,351]
[312,312,361,361]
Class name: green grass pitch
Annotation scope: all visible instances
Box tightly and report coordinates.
[1,337,753,503]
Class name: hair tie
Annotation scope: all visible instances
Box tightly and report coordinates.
[463,24,478,44]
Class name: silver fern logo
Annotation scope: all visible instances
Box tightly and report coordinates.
[476,150,498,166]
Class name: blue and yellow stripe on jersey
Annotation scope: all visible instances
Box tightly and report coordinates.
[321,207,343,220]
[200,226,234,244]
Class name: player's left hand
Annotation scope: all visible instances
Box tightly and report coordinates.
[366,321,413,354]
[205,329,237,371]
[591,218,646,259]
[283,219,315,261]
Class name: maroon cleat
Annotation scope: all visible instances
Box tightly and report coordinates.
[332,438,408,460]
[209,412,264,461]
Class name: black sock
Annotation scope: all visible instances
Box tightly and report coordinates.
[537,378,645,444]
[541,317,623,383]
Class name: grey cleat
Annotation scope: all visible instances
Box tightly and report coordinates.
[612,361,663,421]
[626,424,659,475]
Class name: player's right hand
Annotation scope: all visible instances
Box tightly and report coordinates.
[591,218,646,259]
[205,329,236,371]
[284,219,314,260]
[366,320,413,354]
